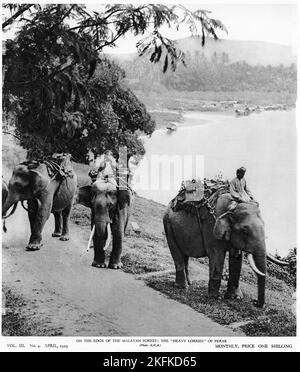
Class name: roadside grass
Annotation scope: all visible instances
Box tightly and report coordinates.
[2,287,63,336]
[145,274,296,337]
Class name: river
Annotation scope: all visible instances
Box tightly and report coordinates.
[133,109,297,256]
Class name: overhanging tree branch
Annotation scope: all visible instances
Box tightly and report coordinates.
[2,4,34,30]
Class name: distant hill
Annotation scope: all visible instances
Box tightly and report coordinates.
[176,37,296,67]
[110,37,296,67]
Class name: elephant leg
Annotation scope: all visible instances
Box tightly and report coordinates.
[208,247,226,299]
[59,204,72,241]
[163,216,187,288]
[92,230,106,268]
[225,250,243,300]
[26,197,53,251]
[109,219,124,269]
[27,199,38,231]
[52,211,62,237]
[174,258,187,288]
[184,256,191,285]
[123,206,130,234]
[254,275,266,308]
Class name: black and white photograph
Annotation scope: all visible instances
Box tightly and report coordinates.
[1,0,298,352]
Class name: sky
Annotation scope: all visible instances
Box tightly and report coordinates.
[98,2,298,54]
[2,2,298,54]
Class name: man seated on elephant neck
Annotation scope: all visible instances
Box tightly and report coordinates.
[230,167,253,203]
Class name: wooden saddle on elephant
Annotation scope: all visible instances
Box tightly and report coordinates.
[171,178,230,216]
[180,179,204,202]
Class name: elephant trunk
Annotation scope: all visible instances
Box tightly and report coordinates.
[94,219,111,250]
[257,271,266,308]
[2,193,19,219]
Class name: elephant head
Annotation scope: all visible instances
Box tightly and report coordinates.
[77,177,118,250]
[2,163,47,219]
[3,164,33,219]
[213,193,288,307]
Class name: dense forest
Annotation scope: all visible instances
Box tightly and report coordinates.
[119,51,297,94]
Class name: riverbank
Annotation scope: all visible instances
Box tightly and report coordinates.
[135,90,296,130]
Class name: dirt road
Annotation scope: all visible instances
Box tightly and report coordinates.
[2,206,241,337]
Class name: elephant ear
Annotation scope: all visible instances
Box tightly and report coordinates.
[76,185,92,208]
[27,164,51,196]
[213,214,231,241]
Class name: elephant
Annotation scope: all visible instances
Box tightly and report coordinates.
[2,154,77,251]
[76,173,133,269]
[163,192,288,308]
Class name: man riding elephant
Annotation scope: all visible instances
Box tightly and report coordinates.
[2,154,77,251]
[77,155,133,269]
[163,178,288,308]
[229,167,253,203]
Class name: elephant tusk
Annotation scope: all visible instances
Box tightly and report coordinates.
[103,223,111,251]
[247,253,266,277]
[267,253,289,266]
[86,225,95,252]
[86,224,111,252]
[2,202,18,219]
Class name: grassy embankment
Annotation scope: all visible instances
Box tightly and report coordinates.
[2,137,296,337]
